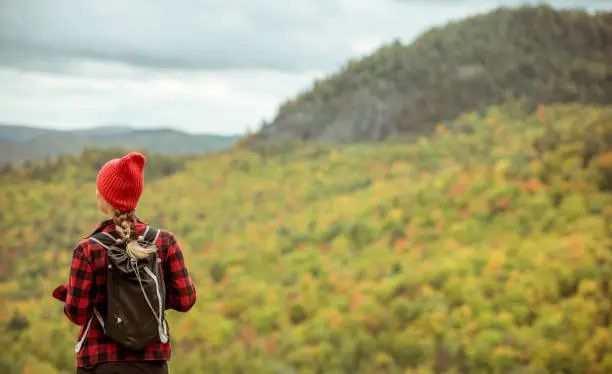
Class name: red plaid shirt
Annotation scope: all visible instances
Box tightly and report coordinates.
[54,218,196,368]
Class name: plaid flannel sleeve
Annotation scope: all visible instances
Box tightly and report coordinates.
[164,232,197,312]
[64,241,95,325]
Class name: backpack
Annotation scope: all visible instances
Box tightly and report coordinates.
[75,225,169,353]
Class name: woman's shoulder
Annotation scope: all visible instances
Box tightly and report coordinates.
[154,227,179,244]
[144,225,183,253]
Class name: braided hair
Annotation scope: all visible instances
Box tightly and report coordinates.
[112,210,157,259]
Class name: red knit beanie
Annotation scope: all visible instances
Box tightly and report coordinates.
[96,152,146,212]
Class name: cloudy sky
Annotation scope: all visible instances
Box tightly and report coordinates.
[0,0,609,135]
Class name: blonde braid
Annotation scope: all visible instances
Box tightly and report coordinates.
[112,210,157,259]
[113,211,133,242]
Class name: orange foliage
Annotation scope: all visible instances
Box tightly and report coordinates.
[594,151,612,169]
[265,337,279,355]
[448,182,468,198]
[406,222,419,238]
[485,115,498,126]
[409,244,425,259]
[349,293,368,312]
[494,198,512,211]
[237,325,258,347]
[393,238,409,254]
[458,208,470,219]
[521,177,545,193]
[564,234,585,258]
[537,105,547,123]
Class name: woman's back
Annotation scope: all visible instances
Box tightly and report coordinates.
[53,152,196,374]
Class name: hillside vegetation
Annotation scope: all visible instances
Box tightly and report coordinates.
[248,5,612,144]
[0,124,238,166]
[2,102,612,373]
[0,148,190,186]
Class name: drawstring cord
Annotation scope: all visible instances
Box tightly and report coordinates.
[129,258,160,322]
[130,257,168,343]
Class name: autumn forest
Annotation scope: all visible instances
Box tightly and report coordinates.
[2,4,612,374]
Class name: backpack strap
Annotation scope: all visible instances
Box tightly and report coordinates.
[89,231,121,250]
[138,225,160,246]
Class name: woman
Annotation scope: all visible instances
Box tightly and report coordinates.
[52,152,197,374]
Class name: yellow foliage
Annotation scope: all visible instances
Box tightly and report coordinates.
[485,250,506,275]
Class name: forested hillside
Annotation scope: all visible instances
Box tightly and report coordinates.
[0,148,190,185]
[2,102,612,373]
[247,5,612,144]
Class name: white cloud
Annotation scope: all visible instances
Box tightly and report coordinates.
[0,62,321,134]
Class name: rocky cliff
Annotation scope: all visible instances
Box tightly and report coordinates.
[248,5,612,144]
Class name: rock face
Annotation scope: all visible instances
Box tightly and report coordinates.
[249,5,612,145]
[259,83,406,143]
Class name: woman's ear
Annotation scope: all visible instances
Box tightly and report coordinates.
[96,190,110,215]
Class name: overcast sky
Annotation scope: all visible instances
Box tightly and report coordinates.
[0,0,609,135]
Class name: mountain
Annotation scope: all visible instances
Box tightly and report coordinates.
[0,124,57,142]
[245,5,612,144]
[0,123,137,141]
[2,103,612,373]
[0,124,239,165]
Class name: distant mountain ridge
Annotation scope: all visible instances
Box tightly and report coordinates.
[0,124,134,141]
[0,123,239,165]
[245,5,612,145]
